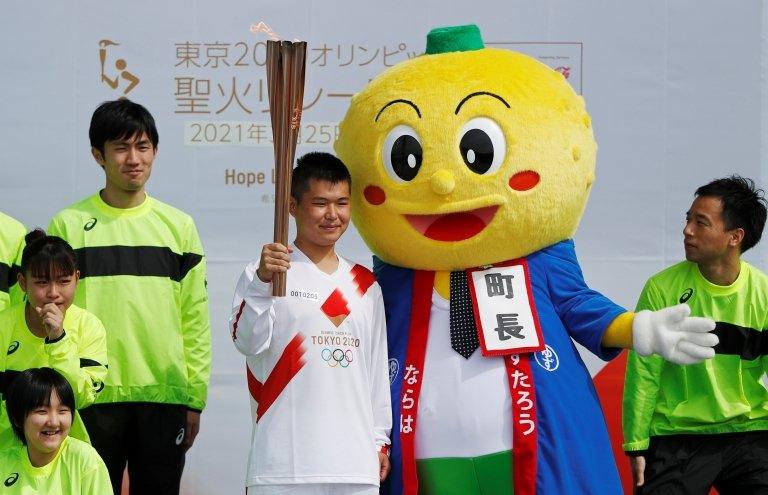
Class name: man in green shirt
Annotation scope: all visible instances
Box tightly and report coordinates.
[49,99,211,495]
[623,176,768,494]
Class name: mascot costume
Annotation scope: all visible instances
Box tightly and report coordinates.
[334,25,717,495]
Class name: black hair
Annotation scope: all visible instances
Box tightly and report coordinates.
[5,368,76,445]
[290,152,351,202]
[695,175,767,253]
[89,99,159,156]
[20,229,78,280]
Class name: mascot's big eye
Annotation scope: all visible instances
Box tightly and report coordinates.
[459,117,506,175]
[382,125,423,182]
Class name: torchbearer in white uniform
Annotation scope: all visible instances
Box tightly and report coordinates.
[229,152,392,495]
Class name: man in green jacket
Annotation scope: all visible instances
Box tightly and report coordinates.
[623,175,768,494]
[49,99,211,495]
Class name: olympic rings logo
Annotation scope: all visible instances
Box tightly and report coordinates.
[321,348,354,368]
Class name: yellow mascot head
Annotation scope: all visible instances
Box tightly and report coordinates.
[335,24,596,271]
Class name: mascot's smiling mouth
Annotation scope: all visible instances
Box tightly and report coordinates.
[405,205,499,242]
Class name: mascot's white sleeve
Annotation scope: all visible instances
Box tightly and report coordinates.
[228,261,276,356]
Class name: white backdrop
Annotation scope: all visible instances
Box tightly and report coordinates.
[1,1,767,493]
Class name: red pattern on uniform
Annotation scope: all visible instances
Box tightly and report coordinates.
[232,300,246,341]
[321,288,351,318]
[248,333,307,421]
[351,264,376,296]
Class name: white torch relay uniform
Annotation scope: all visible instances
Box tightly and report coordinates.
[229,246,391,494]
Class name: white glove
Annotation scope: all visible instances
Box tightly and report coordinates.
[632,304,718,365]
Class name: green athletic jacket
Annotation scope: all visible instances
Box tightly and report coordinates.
[49,193,211,412]
[0,303,108,445]
[0,437,111,494]
[0,212,25,312]
[623,260,768,453]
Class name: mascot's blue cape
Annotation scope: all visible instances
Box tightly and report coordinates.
[375,239,626,494]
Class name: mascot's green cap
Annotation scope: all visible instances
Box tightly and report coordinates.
[425,24,485,55]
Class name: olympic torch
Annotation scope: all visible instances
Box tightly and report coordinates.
[266,40,307,296]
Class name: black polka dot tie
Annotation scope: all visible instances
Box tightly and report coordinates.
[450,270,479,359]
